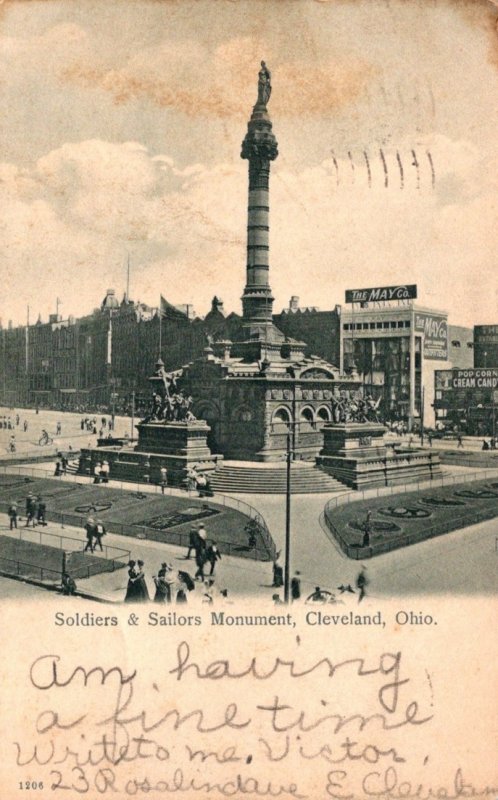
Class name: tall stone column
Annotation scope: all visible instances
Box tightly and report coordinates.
[241,62,278,324]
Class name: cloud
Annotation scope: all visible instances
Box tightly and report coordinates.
[0,131,496,328]
[59,33,374,120]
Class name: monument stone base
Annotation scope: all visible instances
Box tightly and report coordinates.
[78,421,222,487]
[316,422,441,490]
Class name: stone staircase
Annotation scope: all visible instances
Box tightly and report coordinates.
[208,461,346,494]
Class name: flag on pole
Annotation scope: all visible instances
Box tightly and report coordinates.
[160,295,188,321]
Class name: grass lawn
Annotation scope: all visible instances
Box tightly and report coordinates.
[326,478,498,558]
[0,475,271,559]
[0,534,126,583]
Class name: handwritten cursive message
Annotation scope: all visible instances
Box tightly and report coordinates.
[8,634,496,799]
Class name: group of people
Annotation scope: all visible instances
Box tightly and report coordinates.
[54,453,69,475]
[83,517,107,552]
[186,524,222,581]
[271,555,301,599]
[482,437,497,450]
[81,416,114,434]
[93,460,110,483]
[185,466,213,497]
[1,412,28,432]
[8,492,47,529]
[299,569,369,605]
[124,559,197,604]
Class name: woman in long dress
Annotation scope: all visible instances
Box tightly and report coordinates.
[135,559,150,602]
[124,560,139,602]
[153,563,172,603]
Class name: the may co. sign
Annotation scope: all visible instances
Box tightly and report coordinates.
[415,312,448,360]
[345,284,417,304]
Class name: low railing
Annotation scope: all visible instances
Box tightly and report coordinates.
[0,465,276,562]
[2,519,130,564]
[324,467,498,510]
[0,556,62,583]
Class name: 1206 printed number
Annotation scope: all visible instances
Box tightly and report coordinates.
[19,782,44,790]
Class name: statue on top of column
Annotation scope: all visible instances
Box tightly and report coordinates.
[257,61,272,106]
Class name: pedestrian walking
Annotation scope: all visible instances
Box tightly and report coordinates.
[8,502,18,530]
[186,527,199,559]
[356,568,368,603]
[195,550,207,581]
[56,421,62,436]
[291,571,301,601]
[197,524,207,552]
[101,460,110,483]
[36,497,47,526]
[206,542,221,576]
[25,493,36,527]
[61,455,68,475]
[272,552,283,588]
[124,560,140,602]
[23,420,28,432]
[84,517,96,552]
[93,462,102,484]
[457,433,464,448]
[159,466,168,494]
[153,563,173,603]
[54,460,62,476]
[135,560,150,601]
[94,519,106,551]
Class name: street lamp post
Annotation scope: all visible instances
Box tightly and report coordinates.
[131,389,135,441]
[420,386,425,446]
[284,429,292,604]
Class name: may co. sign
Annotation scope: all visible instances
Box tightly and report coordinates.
[415,312,448,361]
[345,284,417,304]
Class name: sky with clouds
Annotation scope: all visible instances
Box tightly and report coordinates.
[1,0,497,327]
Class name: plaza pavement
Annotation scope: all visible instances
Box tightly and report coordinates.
[0,405,134,460]
[0,405,492,461]
[229,482,498,598]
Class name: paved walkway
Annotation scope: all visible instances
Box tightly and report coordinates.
[227,468,498,598]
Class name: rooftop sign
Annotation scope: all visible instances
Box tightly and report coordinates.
[345,285,417,304]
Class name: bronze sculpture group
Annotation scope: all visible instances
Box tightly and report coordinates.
[331,392,382,424]
[144,361,195,423]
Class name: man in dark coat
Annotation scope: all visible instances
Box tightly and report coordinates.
[291,571,301,601]
[84,517,96,552]
[186,528,199,559]
[206,542,221,576]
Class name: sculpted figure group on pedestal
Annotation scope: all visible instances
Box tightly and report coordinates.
[331,391,382,424]
[144,362,196,424]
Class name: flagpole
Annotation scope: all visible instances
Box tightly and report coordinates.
[159,299,162,359]
[25,305,29,373]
